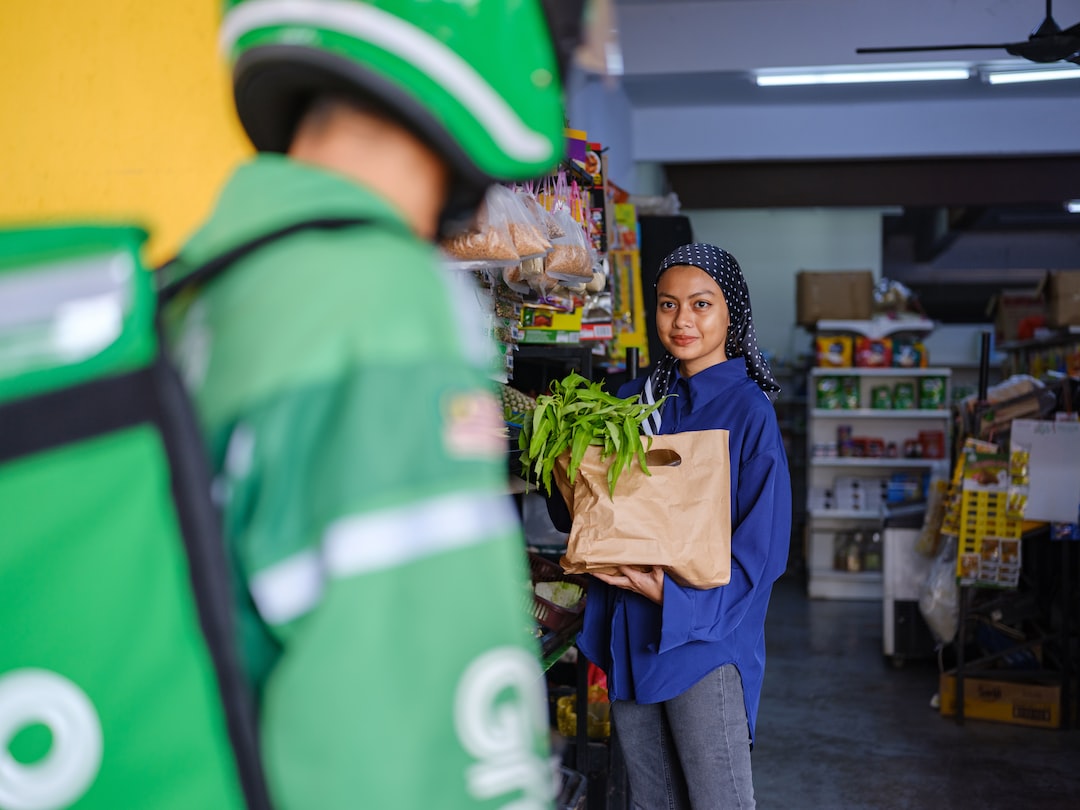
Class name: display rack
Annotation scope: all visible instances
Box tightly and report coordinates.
[996,326,1080,379]
[816,317,936,340]
[806,356,952,600]
[942,332,1078,730]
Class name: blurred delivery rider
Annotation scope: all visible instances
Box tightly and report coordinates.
[158,2,594,807]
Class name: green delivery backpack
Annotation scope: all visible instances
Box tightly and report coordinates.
[0,225,270,810]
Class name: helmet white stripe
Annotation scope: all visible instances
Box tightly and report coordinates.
[221,0,556,163]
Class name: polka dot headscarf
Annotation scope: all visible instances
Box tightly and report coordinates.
[641,243,780,434]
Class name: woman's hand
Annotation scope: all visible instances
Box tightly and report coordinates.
[592,565,665,604]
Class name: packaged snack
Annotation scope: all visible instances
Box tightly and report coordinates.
[543,207,594,282]
[503,186,552,260]
[836,424,854,456]
[816,336,853,367]
[918,430,946,459]
[519,254,544,282]
[502,263,531,294]
[918,376,947,409]
[815,376,842,410]
[893,381,916,410]
[892,338,928,368]
[855,337,892,367]
[441,185,520,266]
[839,376,860,409]
[514,188,559,253]
[870,385,892,409]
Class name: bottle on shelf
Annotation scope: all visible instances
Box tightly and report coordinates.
[863,531,883,572]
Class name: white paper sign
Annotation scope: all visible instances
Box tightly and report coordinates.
[1010,419,1080,523]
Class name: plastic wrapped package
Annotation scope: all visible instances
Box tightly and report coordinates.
[919,534,959,646]
[502,263,531,295]
[441,185,520,266]
[543,208,594,282]
[499,185,551,260]
[515,188,560,250]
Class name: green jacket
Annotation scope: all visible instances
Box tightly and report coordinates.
[164,155,552,809]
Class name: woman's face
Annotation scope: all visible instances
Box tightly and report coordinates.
[656,264,730,377]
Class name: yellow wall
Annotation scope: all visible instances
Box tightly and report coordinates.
[0,1,252,263]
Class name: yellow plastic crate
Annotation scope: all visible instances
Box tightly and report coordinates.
[956,490,1022,585]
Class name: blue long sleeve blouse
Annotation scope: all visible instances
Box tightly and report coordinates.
[575,357,792,743]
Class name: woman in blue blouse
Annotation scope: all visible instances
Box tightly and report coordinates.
[579,243,792,809]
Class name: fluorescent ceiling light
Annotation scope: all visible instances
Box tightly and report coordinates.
[756,67,970,87]
[1067,200,1080,214]
[984,65,1080,85]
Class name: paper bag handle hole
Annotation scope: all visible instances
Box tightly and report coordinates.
[645,448,682,467]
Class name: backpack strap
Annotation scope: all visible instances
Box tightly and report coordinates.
[156,217,376,306]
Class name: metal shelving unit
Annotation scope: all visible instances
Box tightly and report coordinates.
[804,320,951,601]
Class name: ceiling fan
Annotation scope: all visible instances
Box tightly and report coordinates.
[856,0,1080,64]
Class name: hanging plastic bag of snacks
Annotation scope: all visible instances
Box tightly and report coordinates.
[511,187,557,259]
[544,207,594,282]
[440,185,520,267]
[489,184,549,260]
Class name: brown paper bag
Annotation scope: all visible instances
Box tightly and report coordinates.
[554,429,731,588]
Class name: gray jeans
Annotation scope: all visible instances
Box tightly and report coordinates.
[611,663,755,810]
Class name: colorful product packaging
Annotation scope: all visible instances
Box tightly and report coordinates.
[855,337,892,367]
[918,376,948,409]
[892,338,928,368]
[816,376,842,409]
[839,376,860,409]
[816,336,853,367]
[919,430,946,459]
[893,381,916,410]
[871,385,893,409]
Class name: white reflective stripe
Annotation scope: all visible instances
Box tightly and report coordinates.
[220,0,555,162]
[249,492,518,624]
[324,491,519,578]
[250,548,323,625]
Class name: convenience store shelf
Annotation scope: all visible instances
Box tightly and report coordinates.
[809,503,929,522]
[815,318,935,340]
[811,408,949,419]
[809,457,947,470]
[805,360,951,601]
[810,367,951,378]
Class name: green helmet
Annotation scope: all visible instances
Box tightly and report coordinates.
[220,0,585,224]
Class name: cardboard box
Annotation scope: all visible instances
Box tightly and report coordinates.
[1044,270,1080,327]
[520,306,583,332]
[987,289,1047,342]
[939,672,1061,729]
[796,271,873,327]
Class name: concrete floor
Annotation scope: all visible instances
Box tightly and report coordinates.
[752,573,1080,810]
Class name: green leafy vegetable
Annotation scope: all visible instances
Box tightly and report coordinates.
[518,372,667,499]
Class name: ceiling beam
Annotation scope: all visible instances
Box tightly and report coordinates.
[664,155,1080,209]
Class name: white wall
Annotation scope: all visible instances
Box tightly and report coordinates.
[684,208,885,362]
